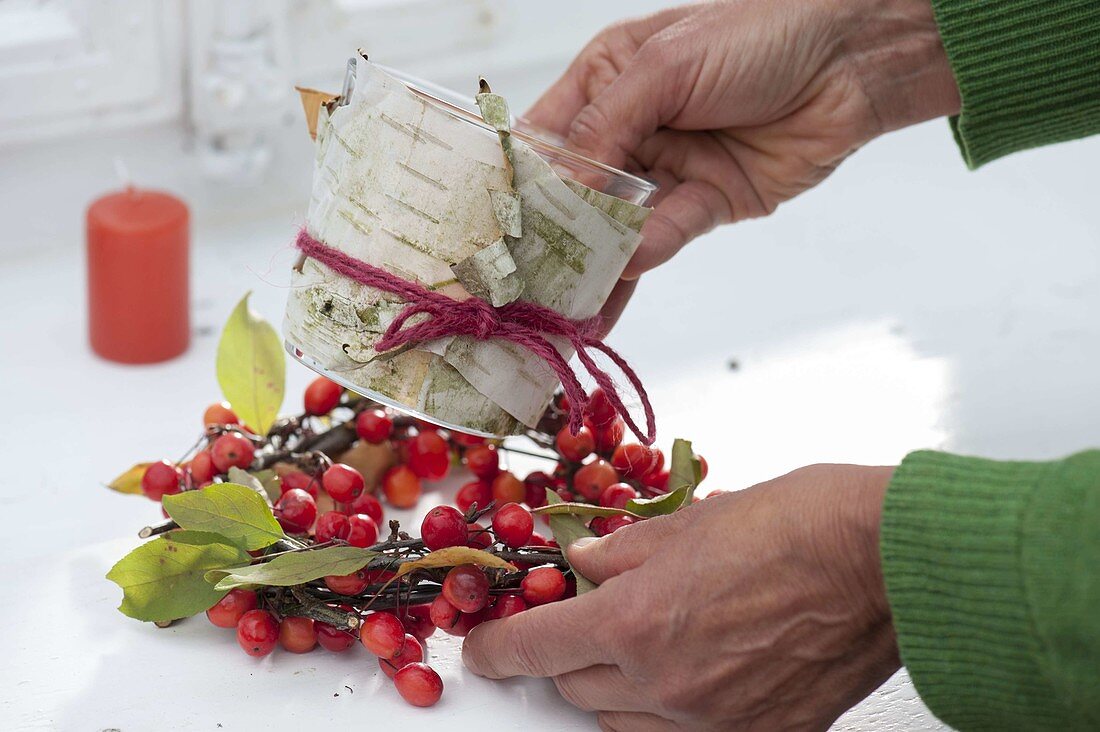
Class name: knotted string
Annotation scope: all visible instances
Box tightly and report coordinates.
[295,229,656,445]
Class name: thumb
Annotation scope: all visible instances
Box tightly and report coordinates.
[566,512,684,585]
[565,39,688,169]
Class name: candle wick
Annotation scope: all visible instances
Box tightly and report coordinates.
[113,157,135,195]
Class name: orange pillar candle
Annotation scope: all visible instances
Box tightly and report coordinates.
[86,187,190,363]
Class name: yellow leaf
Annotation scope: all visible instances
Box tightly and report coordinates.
[396,547,515,578]
[106,463,153,495]
[216,292,285,436]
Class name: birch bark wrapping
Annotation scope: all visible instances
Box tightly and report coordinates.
[284,59,651,436]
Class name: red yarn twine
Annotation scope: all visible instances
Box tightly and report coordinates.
[295,229,657,445]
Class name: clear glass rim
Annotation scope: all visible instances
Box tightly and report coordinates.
[377,64,658,202]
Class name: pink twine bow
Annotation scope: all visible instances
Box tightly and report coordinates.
[295,229,657,445]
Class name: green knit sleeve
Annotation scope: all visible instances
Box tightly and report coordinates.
[881,450,1100,731]
[930,0,1100,168]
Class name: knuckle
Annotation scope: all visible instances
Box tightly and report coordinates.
[637,35,676,67]
[568,103,614,153]
[553,675,593,711]
[511,628,550,676]
[654,683,692,715]
[597,712,628,732]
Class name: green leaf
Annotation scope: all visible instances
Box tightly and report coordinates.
[226,466,280,506]
[626,486,691,517]
[106,531,250,622]
[531,502,643,520]
[163,482,284,551]
[544,489,597,595]
[248,469,283,504]
[206,546,378,591]
[105,463,153,495]
[667,438,702,509]
[216,292,285,435]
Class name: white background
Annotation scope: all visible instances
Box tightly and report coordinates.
[1,1,1098,730]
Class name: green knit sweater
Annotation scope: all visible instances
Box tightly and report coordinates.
[931,0,1100,168]
[880,3,1100,728]
[882,452,1100,730]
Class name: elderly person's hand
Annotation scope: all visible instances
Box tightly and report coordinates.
[463,464,900,731]
[526,0,960,280]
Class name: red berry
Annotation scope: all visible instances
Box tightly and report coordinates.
[203,401,239,426]
[599,482,638,510]
[346,514,379,547]
[556,425,595,462]
[279,616,317,653]
[304,376,342,416]
[466,522,492,549]
[464,445,499,480]
[492,503,533,548]
[557,393,571,412]
[275,488,317,534]
[407,431,451,481]
[450,431,486,448]
[443,610,486,637]
[442,565,490,613]
[189,451,217,485]
[572,459,620,502]
[590,515,635,536]
[281,469,320,498]
[236,609,279,657]
[348,491,384,524]
[400,605,435,642]
[314,511,350,543]
[641,469,670,491]
[429,595,460,632]
[210,434,255,472]
[322,463,365,502]
[414,419,439,432]
[324,570,369,596]
[393,663,444,707]
[315,621,357,652]
[697,454,709,481]
[491,472,525,505]
[610,443,659,479]
[523,472,553,508]
[355,408,393,443]
[555,486,577,503]
[593,417,625,455]
[521,567,567,606]
[382,465,422,508]
[365,568,396,584]
[206,588,258,628]
[421,506,468,551]
[455,480,492,514]
[529,532,550,546]
[380,633,424,678]
[584,387,617,428]
[649,449,665,475]
[141,460,182,502]
[360,612,406,657]
[488,594,527,620]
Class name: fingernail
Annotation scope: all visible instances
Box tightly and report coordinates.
[569,536,599,552]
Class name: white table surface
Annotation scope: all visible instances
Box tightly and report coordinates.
[1,113,1098,731]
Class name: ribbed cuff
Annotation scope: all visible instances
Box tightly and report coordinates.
[881,451,1071,730]
[931,0,1100,168]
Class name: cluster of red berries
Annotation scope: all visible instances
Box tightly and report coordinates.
[206,587,443,706]
[451,387,708,536]
[203,500,570,708]
[137,376,486,528]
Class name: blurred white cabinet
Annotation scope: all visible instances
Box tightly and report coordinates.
[0,0,182,145]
